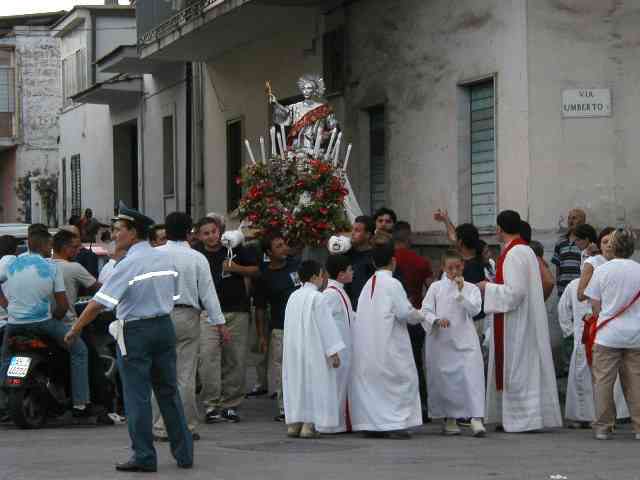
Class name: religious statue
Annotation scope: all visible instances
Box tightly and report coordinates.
[268,74,338,154]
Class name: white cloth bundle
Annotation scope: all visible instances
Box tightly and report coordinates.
[328,235,351,255]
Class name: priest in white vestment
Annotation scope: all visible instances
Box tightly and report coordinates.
[320,254,354,433]
[350,241,425,436]
[480,210,562,433]
[282,261,346,438]
[558,278,629,426]
[422,249,486,436]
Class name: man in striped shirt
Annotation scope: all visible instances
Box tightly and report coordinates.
[551,208,586,297]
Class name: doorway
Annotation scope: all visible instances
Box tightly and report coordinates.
[112,120,139,211]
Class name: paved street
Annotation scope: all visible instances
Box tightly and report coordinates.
[1,394,638,480]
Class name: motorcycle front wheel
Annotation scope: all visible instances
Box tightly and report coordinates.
[8,388,49,429]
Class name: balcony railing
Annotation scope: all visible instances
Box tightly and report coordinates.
[138,0,225,46]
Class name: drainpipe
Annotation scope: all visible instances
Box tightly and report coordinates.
[89,11,97,85]
[185,62,193,216]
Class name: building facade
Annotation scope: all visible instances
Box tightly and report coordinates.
[135,0,640,242]
[55,4,137,225]
[0,12,64,224]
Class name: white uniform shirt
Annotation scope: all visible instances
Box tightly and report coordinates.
[585,258,640,349]
[156,240,225,325]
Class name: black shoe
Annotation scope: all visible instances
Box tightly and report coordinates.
[97,412,115,425]
[177,463,193,469]
[72,407,93,419]
[221,408,240,423]
[192,432,201,441]
[205,408,223,424]
[115,460,157,473]
[273,413,285,422]
[457,418,472,427]
[153,435,169,443]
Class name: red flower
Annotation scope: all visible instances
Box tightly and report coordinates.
[303,216,313,224]
[319,207,329,215]
[249,186,262,200]
[248,213,259,223]
[235,176,243,186]
[269,207,279,215]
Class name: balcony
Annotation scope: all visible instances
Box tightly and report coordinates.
[137,0,335,62]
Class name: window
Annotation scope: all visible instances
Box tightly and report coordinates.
[0,49,14,137]
[369,106,386,213]
[226,119,243,211]
[61,157,67,223]
[70,154,82,217]
[323,28,345,95]
[62,49,87,107]
[470,80,496,228]
[163,115,175,196]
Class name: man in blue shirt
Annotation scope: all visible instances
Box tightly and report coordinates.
[65,206,193,473]
[0,224,91,415]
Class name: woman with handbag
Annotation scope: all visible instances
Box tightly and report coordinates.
[584,228,640,440]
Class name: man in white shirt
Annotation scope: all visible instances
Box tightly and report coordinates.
[152,212,229,441]
[51,230,101,321]
[584,228,640,440]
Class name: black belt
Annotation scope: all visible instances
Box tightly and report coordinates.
[174,304,194,309]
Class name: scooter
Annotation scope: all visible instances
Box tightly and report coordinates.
[3,306,120,429]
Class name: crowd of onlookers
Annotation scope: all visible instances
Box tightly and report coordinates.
[0,204,639,442]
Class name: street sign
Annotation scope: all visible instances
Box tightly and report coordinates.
[562,88,611,118]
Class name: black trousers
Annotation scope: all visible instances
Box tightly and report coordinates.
[408,324,427,414]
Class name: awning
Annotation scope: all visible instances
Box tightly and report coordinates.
[71,76,142,107]
[96,45,177,75]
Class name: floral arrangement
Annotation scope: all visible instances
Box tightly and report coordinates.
[237,156,351,247]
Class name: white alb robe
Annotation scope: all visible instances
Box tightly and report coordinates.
[319,279,353,433]
[558,278,629,421]
[422,278,485,419]
[350,270,424,431]
[484,244,562,432]
[282,283,346,428]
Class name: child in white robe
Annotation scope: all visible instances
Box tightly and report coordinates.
[283,260,345,438]
[320,254,354,433]
[422,249,486,437]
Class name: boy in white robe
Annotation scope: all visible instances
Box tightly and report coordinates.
[558,277,629,427]
[320,254,354,434]
[350,239,425,438]
[282,260,345,438]
[422,249,486,437]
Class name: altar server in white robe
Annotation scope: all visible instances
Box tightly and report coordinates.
[559,278,629,428]
[283,260,345,438]
[422,249,486,437]
[320,254,354,433]
[350,240,425,437]
[479,210,562,433]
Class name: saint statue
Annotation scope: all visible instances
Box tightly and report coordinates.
[269,74,338,154]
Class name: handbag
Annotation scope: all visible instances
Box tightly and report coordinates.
[582,289,640,367]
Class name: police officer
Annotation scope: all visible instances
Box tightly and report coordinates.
[65,205,193,473]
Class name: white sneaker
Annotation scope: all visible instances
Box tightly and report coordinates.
[471,418,486,437]
[635,433,640,441]
[594,432,611,440]
[443,418,461,435]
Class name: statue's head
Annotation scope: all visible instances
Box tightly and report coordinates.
[297,74,326,100]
